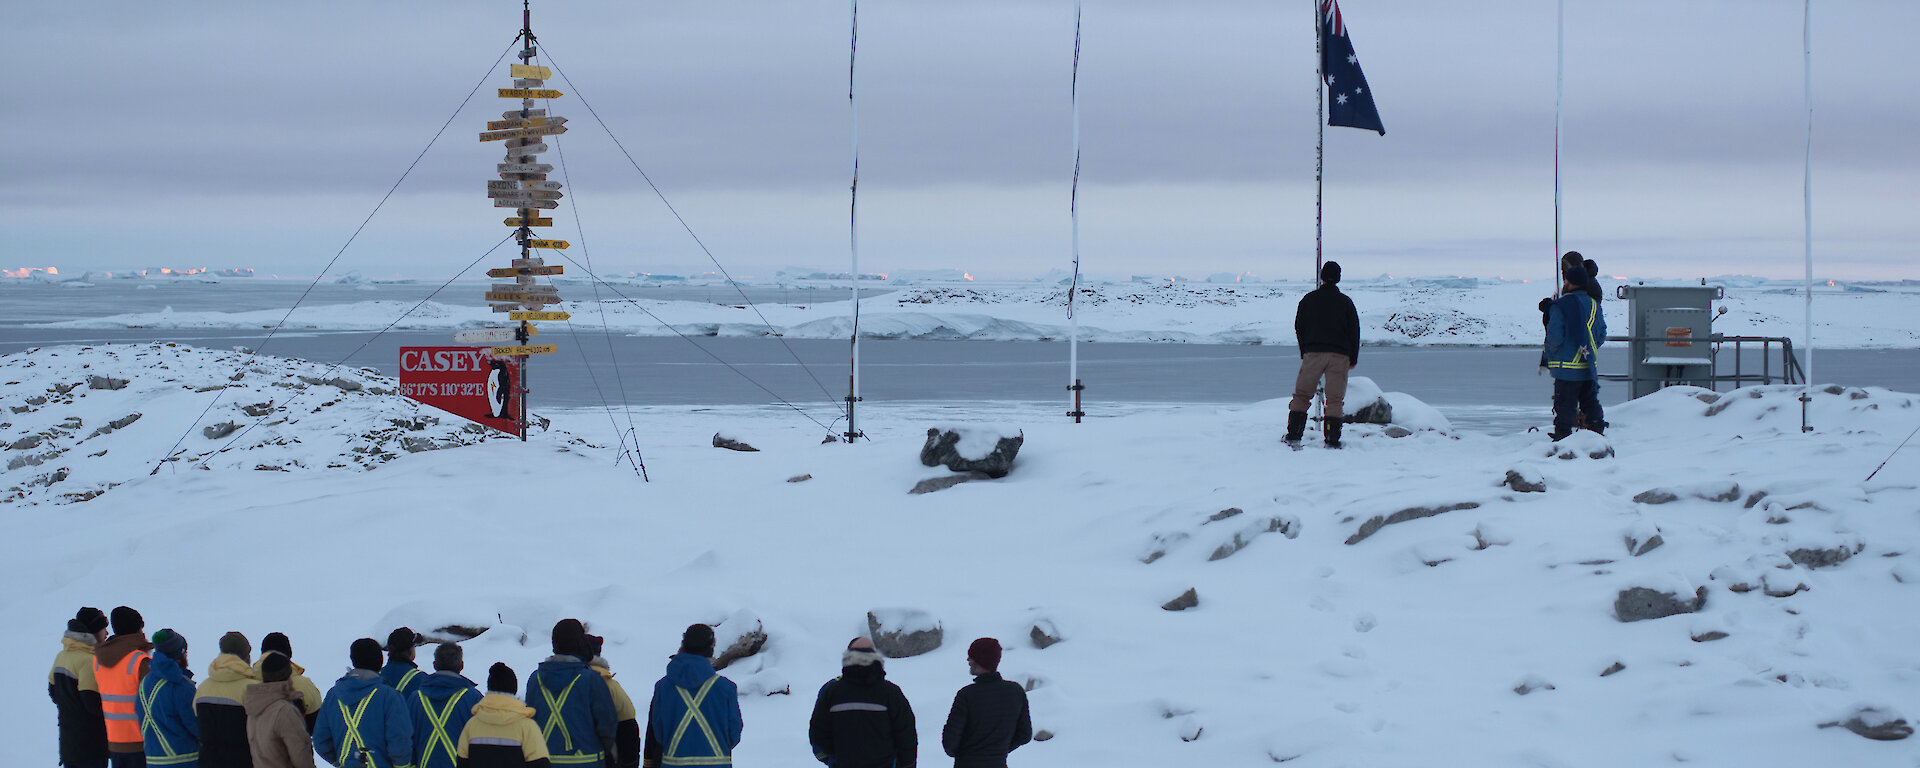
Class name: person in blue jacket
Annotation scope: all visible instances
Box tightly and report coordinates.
[643,624,742,768]
[1545,264,1608,440]
[137,629,200,768]
[408,643,481,768]
[314,638,414,768]
[527,619,617,766]
[380,628,426,697]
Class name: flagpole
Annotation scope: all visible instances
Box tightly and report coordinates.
[1067,0,1085,423]
[1554,0,1565,296]
[1801,0,1814,430]
[845,0,863,443]
[1314,0,1325,285]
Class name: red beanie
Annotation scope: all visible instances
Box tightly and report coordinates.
[967,637,1002,671]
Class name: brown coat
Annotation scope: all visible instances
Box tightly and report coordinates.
[244,680,316,768]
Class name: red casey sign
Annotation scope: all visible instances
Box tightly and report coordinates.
[398,346,524,436]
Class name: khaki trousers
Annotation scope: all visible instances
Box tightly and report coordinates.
[1288,352,1351,419]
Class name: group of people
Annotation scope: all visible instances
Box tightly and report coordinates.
[50,606,1033,768]
[1283,253,1608,445]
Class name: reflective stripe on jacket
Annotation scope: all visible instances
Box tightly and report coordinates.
[96,634,153,748]
[138,653,201,767]
[457,693,553,767]
[527,656,617,766]
[644,655,741,768]
[1545,292,1607,381]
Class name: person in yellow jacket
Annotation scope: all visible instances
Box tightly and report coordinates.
[457,663,553,768]
[194,633,259,768]
[51,606,111,768]
[251,632,322,733]
[586,635,641,768]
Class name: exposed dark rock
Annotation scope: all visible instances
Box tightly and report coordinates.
[26,395,46,405]
[88,375,129,391]
[202,422,239,440]
[1161,588,1200,611]
[1029,619,1064,649]
[59,416,83,430]
[325,377,362,392]
[866,610,942,658]
[241,402,275,417]
[1600,661,1626,677]
[1504,470,1547,493]
[8,434,44,451]
[1614,586,1708,622]
[1348,399,1392,425]
[1626,530,1665,557]
[714,620,768,671]
[1345,502,1481,545]
[712,433,759,452]
[1819,708,1913,741]
[1206,507,1244,523]
[786,474,812,483]
[1788,544,1860,570]
[401,437,445,453]
[422,625,489,643]
[920,427,1023,478]
[1744,491,1770,509]
[1633,489,1680,505]
[1691,630,1730,642]
[1033,730,1055,742]
[1209,517,1299,561]
[1513,678,1556,696]
[909,473,986,495]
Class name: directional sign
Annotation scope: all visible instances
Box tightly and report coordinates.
[487,189,562,200]
[479,124,568,142]
[486,116,566,131]
[498,163,553,174]
[501,108,548,120]
[502,142,549,155]
[493,199,559,209]
[498,88,563,99]
[510,311,571,322]
[453,327,536,344]
[521,181,563,191]
[511,64,553,80]
[513,78,545,89]
[491,344,558,356]
[487,180,520,191]
[488,265,565,278]
[485,291,563,303]
[490,283,560,294]
[503,217,553,227]
[526,239,570,250]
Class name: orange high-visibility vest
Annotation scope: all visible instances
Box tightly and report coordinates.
[96,649,149,744]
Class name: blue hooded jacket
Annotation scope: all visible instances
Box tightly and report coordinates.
[137,653,200,767]
[647,654,742,767]
[1546,292,1606,381]
[381,660,426,696]
[314,669,415,768]
[526,655,617,764]
[408,672,480,768]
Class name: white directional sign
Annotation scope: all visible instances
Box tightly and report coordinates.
[493,198,559,209]
[501,108,548,120]
[453,327,536,344]
[490,283,560,294]
[502,142,548,155]
[498,163,554,174]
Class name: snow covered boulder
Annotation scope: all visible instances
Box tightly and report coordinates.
[867,609,943,658]
[920,425,1023,478]
[712,432,758,452]
[713,610,768,671]
[1821,706,1912,741]
[1340,377,1452,433]
[1613,584,1708,622]
[1546,431,1613,460]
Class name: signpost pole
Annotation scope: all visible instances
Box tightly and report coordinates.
[515,1,537,441]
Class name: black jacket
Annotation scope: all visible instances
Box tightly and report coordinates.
[50,634,109,766]
[1294,284,1360,364]
[940,672,1030,768]
[810,658,917,768]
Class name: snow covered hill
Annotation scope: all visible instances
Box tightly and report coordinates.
[37,278,1920,348]
[4,344,1920,765]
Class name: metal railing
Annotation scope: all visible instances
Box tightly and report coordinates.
[1599,334,1804,393]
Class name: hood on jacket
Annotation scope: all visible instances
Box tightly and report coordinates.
[470,692,536,725]
[95,633,152,669]
[252,651,307,677]
[414,670,480,698]
[207,653,259,683]
[62,634,99,654]
[243,680,302,719]
[663,653,717,690]
[149,652,193,684]
[330,668,382,698]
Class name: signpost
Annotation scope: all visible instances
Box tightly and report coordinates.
[498,88,564,99]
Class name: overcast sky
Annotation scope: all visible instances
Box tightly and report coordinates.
[13,0,1917,281]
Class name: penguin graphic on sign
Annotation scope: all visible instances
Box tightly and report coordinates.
[487,360,514,420]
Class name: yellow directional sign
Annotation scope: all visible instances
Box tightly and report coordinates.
[499,88,563,99]
[491,344,558,356]
[486,116,563,131]
[479,124,569,142]
[504,217,554,227]
[510,311,571,322]
[487,265,565,278]
[485,291,563,303]
[511,64,553,80]
[527,239,570,250]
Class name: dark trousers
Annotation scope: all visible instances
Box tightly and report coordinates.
[107,752,145,768]
[1552,378,1603,434]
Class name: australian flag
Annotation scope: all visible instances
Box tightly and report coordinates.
[1320,0,1384,135]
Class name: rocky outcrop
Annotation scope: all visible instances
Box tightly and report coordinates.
[1613,586,1707,622]
[1161,588,1200,611]
[712,433,758,452]
[920,426,1023,478]
[1345,502,1480,545]
[867,609,942,658]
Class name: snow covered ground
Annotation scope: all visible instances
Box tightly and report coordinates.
[7,343,1920,765]
[35,277,1920,348]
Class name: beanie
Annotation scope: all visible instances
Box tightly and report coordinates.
[152,628,188,662]
[261,652,292,683]
[219,631,251,661]
[261,632,292,659]
[385,627,418,656]
[110,606,144,637]
[350,638,384,672]
[1563,265,1588,290]
[1583,259,1599,278]
[680,623,716,658]
[70,607,109,635]
[1561,250,1584,271]
[552,619,590,658]
[433,642,464,672]
[586,633,606,659]
[1320,261,1342,285]
[967,637,1002,672]
[487,662,518,694]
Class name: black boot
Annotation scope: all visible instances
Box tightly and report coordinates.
[1324,418,1343,449]
[1285,411,1308,444]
